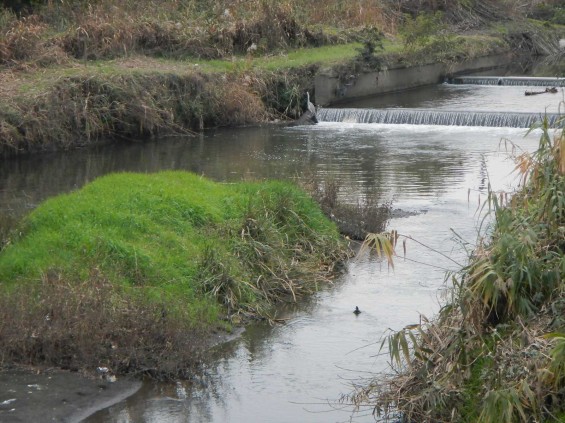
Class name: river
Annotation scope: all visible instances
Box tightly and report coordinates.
[0,82,560,422]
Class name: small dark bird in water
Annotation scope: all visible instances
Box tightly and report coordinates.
[353,306,361,315]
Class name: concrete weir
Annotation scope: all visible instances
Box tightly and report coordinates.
[317,108,561,128]
[314,54,514,106]
[450,76,565,86]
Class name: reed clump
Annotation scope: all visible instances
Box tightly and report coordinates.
[0,172,349,376]
[302,175,392,240]
[352,116,565,422]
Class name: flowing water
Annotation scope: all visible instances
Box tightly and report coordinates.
[450,76,565,86]
[0,83,561,423]
[317,108,560,127]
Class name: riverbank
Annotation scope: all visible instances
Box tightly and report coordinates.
[353,121,565,420]
[0,366,142,423]
[1,1,564,157]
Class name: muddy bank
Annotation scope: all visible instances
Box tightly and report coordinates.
[0,327,246,423]
[0,367,142,423]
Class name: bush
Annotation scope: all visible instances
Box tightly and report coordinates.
[400,11,447,51]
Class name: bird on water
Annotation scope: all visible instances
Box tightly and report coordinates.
[353,306,361,315]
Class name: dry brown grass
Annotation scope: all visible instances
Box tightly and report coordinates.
[51,0,339,61]
[351,301,562,422]
[302,175,392,240]
[308,0,397,31]
[0,13,69,69]
[0,0,395,68]
[220,80,268,125]
[0,16,44,63]
[0,0,550,71]
[0,269,208,379]
[0,67,282,156]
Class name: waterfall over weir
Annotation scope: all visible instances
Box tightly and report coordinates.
[449,76,565,87]
[316,108,560,128]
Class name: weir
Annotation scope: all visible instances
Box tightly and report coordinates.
[317,108,560,128]
[448,76,565,87]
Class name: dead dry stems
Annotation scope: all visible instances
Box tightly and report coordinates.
[0,269,206,380]
[0,69,277,156]
[302,175,392,240]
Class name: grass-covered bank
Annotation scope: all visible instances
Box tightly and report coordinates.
[0,172,349,378]
[1,0,563,156]
[352,119,565,421]
[0,63,318,156]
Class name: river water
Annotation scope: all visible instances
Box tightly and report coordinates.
[0,83,560,422]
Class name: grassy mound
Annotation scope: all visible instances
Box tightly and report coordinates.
[0,171,348,377]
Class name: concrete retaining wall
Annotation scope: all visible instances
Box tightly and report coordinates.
[314,54,514,106]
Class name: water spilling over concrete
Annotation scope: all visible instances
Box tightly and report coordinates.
[317,108,559,128]
[449,76,565,86]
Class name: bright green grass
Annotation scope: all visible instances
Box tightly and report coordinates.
[174,43,363,72]
[7,34,499,99]
[255,43,362,70]
[8,44,364,97]
[0,171,343,325]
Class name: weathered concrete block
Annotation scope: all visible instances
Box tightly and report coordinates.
[315,54,514,106]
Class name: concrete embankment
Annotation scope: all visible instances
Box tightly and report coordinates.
[315,53,514,105]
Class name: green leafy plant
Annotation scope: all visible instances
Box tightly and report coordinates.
[354,27,385,71]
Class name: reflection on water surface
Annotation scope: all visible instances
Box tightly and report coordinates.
[0,83,553,422]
